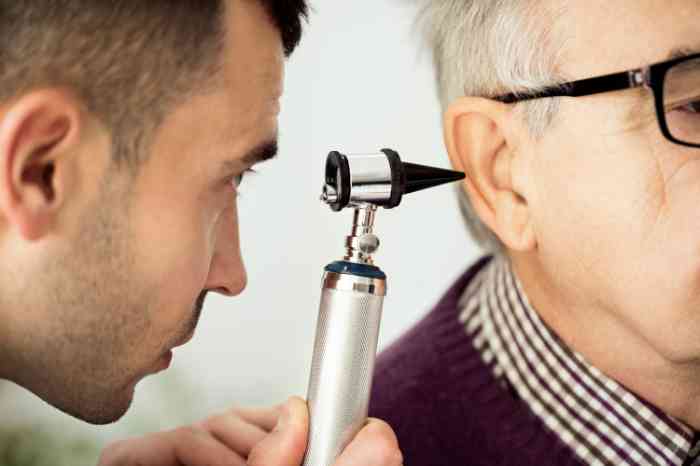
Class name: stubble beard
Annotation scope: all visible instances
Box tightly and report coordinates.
[15,175,154,425]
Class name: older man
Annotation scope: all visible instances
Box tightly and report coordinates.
[0,1,401,465]
[370,1,700,465]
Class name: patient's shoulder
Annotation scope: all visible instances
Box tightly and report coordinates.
[368,256,585,466]
[370,256,494,411]
[370,257,492,411]
[369,258,498,464]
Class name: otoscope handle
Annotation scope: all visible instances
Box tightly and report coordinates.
[302,266,386,466]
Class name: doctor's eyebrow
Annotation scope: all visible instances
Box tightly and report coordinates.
[221,139,279,174]
[241,139,279,166]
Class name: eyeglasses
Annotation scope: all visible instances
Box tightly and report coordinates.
[495,52,700,149]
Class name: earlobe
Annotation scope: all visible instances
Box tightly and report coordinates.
[493,190,537,251]
[0,89,82,241]
[444,96,537,252]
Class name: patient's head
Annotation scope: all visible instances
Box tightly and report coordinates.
[421,0,700,363]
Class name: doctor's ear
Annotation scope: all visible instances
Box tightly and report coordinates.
[443,96,537,252]
[0,88,85,241]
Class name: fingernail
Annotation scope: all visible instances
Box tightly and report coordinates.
[274,400,291,432]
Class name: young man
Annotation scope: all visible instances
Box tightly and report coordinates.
[370,1,700,465]
[0,1,401,465]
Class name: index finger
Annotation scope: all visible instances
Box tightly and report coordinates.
[226,402,285,432]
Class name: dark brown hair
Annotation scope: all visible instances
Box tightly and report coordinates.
[0,1,308,168]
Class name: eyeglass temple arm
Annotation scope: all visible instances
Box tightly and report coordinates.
[495,68,647,104]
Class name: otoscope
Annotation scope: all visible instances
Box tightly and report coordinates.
[302,149,465,466]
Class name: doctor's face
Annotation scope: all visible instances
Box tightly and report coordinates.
[6,0,284,424]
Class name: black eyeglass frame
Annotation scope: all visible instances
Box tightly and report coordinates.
[495,52,700,149]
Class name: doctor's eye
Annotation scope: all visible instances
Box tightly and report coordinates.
[233,169,257,189]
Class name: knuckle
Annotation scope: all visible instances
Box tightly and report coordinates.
[204,406,245,428]
[215,453,245,466]
[97,440,129,465]
[224,404,245,418]
[194,412,228,430]
[246,442,265,466]
[203,406,244,430]
[172,424,205,439]
[195,416,216,431]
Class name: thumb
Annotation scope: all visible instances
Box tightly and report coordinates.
[248,397,309,466]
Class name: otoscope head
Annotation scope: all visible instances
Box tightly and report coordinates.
[320,149,465,212]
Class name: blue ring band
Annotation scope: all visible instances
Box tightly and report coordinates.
[324,261,387,279]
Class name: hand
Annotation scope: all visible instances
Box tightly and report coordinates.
[98,396,403,466]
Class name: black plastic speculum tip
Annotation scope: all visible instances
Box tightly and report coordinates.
[321,149,466,211]
[402,161,466,195]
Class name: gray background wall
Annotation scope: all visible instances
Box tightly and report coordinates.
[0,0,482,455]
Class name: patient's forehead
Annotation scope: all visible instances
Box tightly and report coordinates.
[555,0,699,78]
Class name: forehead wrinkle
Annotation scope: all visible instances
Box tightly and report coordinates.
[556,1,700,80]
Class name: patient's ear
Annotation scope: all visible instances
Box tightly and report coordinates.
[443,97,536,252]
[0,89,84,241]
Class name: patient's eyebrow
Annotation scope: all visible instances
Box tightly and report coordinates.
[668,46,700,60]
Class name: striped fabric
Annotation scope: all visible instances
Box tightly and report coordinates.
[458,255,700,466]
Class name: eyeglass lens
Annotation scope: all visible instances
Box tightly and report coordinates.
[663,57,700,145]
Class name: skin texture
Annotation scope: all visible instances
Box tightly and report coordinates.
[0,0,406,464]
[0,1,404,464]
[0,0,271,425]
[445,0,700,428]
[98,397,403,466]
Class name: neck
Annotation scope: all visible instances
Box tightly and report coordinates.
[510,251,700,430]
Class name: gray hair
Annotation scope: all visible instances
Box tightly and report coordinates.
[417,0,568,252]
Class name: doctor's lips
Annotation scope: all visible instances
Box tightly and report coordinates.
[172,291,207,349]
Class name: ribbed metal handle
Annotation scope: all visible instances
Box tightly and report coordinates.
[302,274,385,466]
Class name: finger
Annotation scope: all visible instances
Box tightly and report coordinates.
[99,433,182,466]
[334,418,403,466]
[247,397,309,466]
[170,426,247,466]
[230,403,284,432]
[201,411,267,456]
[102,427,247,466]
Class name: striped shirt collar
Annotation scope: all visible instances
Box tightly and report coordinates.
[458,254,700,466]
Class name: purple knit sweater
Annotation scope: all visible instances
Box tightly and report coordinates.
[369,257,584,466]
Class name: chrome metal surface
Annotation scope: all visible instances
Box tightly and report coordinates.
[628,68,650,87]
[358,234,380,255]
[343,205,380,264]
[322,271,387,296]
[321,184,338,204]
[320,152,394,209]
[302,283,385,466]
[346,153,392,205]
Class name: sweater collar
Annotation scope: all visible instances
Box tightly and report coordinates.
[459,254,699,466]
